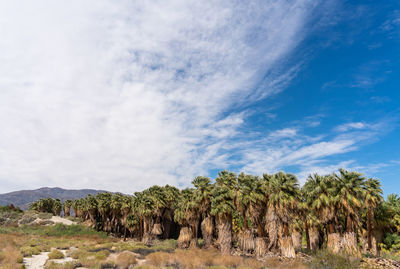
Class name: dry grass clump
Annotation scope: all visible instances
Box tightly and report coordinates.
[113,251,137,269]
[0,246,24,269]
[146,251,175,266]
[212,254,243,268]
[48,249,65,259]
[70,248,111,268]
[44,261,77,269]
[145,248,266,269]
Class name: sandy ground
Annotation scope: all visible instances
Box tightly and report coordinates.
[23,249,79,269]
[23,252,50,269]
[50,216,75,225]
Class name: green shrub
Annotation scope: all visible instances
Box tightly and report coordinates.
[20,246,41,257]
[383,233,400,251]
[48,249,64,259]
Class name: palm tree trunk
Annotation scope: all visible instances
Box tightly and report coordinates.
[304,221,310,250]
[201,216,214,248]
[238,229,255,253]
[367,207,372,251]
[177,226,192,248]
[342,215,358,255]
[216,214,232,254]
[327,222,341,253]
[309,227,320,250]
[190,222,199,248]
[292,230,302,250]
[279,222,296,258]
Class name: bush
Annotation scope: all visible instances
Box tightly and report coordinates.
[383,233,400,251]
[48,249,65,259]
[20,246,41,257]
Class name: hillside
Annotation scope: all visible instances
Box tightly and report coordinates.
[0,187,107,210]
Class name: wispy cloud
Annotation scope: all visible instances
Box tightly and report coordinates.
[0,0,322,193]
[335,122,367,132]
[237,117,392,184]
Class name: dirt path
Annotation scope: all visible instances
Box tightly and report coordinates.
[23,252,49,269]
[50,216,75,225]
[23,249,78,269]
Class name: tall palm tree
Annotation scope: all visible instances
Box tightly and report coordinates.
[211,171,236,254]
[236,173,263,253]
[63,200,72,217]
[192,176,214,248]
[53,199,62,216]
[84,194,98,228]
[303,173,338,252]
[121,195,133,241]
[335,169,365,254]
[97,192,112,233]
[364,178,383,251]
[174,188,199,248]
[264,172,299,258]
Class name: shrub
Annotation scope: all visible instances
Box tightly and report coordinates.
[383,233,400,251]
[48,249,65,259]
[20,246,41,257]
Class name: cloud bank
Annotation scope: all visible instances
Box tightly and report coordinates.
[0,0,355,193]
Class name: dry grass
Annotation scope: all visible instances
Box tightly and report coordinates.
[44,261,77,269]
[114,251,137,268]
[0,234,25,268]
[145,248,270,269]
[48,249,65,259]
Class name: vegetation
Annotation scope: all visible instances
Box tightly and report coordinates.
[32,168,397,260]
[47,249,64,259]
[2,168,398,268]
[29,198,62,215]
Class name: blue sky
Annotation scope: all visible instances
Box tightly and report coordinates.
[0,0,399,195]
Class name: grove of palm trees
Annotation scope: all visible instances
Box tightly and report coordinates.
[29,169,400,260]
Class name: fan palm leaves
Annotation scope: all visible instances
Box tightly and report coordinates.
[335,169,365,233]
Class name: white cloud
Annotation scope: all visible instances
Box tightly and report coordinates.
[269,128,297,138]
[335,122,367,132]
[0,0,319,193]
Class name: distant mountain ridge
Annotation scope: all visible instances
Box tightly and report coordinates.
[0,187,108,210]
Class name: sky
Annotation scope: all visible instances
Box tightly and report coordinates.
[0,0,399,195]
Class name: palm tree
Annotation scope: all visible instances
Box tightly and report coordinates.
[303,173,339,252]
[84,194,98,228]
[335,169,365,254]
[174,188,199,248]
[63,200,72,217]
[121,195,133,241]
[97,192,112,233]
[211,171,236,254]
[236,173,263,253]
[192,176,214,248]
[110,193,124,234]
[160,185,180,239]
[264,172,299,258]
[363,178,383,252]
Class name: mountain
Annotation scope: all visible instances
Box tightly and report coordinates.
[0,187,108,210]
